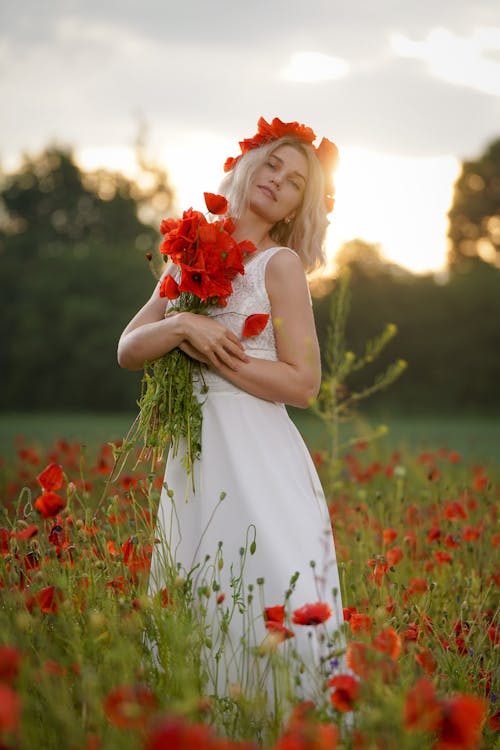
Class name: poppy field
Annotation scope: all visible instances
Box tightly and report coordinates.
[0,425,498,749]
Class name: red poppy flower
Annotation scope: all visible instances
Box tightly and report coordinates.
[35,585,63,614]
[0,645,22,685]
[408,577,429,596]
[436,694,486,750]
[328,674,360,712]
[386,546,403,566]
[144,715,219,750]
[349,613,372,635]
[264,621,295,641]
[414,647,437,675]
[242,313,270,338]
[34,490,66,519]
[159,274,180,300]
[489,709,500,732]
[11,525,39,541]
[264,605,285,625]
[103,684,158,730]
[292,602,332,626]
[37,462,64,491]
[382,527,397,544]
[0,683,21,732]
[404,677,442,733]
[372,627,402,660]
[203,192,228,215]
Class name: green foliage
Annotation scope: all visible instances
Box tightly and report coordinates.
[448,137,500,270]
[312,249,500,415]
[0,147,173,411]
[311,268,407,475]
[0,435,497,748]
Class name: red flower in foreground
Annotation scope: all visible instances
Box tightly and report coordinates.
[404,678,486,749]
[264,621,295,641]
[275,701,339,749]
[242,313,269,338]
[292,602,332,626]
[159,274,180,300]
[404,677,442,733]
[0,683,21,732]
[372,627,402,660]
[35,585,63,614]
[145,715,236,750]
[0,645,22,685]
[436,694,486,750]
[328,674,360,712]
[103,684,158,730]
[37,462,64,491]
[34,490,66,519]
[264,605,285,625]
[203,192,228,215]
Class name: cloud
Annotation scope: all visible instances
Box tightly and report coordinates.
[391,27,500,97]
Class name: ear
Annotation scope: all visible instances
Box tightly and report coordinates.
[285,213,295,224]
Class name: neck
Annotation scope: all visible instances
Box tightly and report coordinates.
[231,212,275,252]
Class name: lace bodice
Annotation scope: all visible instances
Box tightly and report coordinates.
[207,246,296,361]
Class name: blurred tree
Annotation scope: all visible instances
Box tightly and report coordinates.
[448,138,500,271]
[313,239,500,415]
[0,146,174,411]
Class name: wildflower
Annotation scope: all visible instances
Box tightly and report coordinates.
[103,684,158,730]
[414,647,437,675]
[144,715,220,750]
[434,550,453,564]
[275,701,340,749]
[0,683,21,732]
[386,546,403,566]
[0,645,22,685]
[437,693,486,749]
[349,613,372,635]
[367,557,389,586]
[372,627,402,660]
[404,677,442,733]
[34,490,66,519]
[264,621,294,642]
[292,602,332,626]
[264,605,285,625]
[382,528,397,544]
[328,674,360,712]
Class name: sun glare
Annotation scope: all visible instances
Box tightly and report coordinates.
[281,51,349,83]
[76,139,460,277]
[327,148,460,274]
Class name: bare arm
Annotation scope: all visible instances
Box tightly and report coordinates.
[209,250,321,408]
[117,278,249,371]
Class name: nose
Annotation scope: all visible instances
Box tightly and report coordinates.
[270,175,281,188]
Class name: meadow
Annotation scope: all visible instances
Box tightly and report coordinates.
[0,411,498,749]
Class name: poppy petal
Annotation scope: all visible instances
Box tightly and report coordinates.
[203,192,228,215]
[242,314,269,338]
[159,274,180,300]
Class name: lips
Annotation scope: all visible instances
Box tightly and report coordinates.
[258,185,277,201]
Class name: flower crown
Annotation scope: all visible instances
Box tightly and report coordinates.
[223,117,338,212]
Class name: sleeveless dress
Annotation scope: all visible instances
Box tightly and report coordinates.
[148,247,345,705]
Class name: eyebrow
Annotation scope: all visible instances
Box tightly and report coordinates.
[269,153,307,183]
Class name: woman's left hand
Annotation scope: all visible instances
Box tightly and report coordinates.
[179,341,211,365]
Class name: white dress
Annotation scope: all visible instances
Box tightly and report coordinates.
[149,247,345,705]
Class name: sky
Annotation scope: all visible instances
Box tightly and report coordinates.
[1,0,500,274]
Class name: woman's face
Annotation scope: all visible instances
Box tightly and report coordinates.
[248,144,308,225]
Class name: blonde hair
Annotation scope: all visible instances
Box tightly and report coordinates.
[218,137,329,272]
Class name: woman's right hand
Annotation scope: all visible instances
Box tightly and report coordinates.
[179,312,249,371]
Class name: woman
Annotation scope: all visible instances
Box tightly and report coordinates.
[118,117,345,705]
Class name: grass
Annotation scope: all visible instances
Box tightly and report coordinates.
[0,416,498,748]
[1,410,499,464]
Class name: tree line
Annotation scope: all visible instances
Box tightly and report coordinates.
[1,141,499,415]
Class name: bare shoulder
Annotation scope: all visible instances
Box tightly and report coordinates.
[265,247,309,296]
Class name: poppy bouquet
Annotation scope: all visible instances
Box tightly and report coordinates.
[135,192,256,480]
